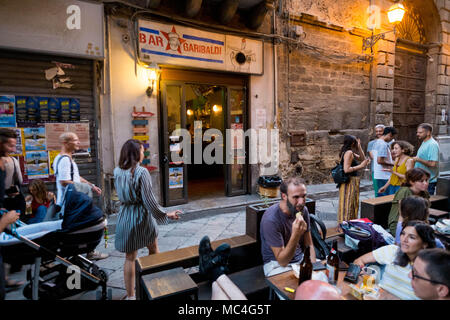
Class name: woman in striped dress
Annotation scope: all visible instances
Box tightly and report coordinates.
[114,139,181,300]
[337,135,370,225]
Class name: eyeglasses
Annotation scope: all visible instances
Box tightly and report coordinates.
[411,268,445,285]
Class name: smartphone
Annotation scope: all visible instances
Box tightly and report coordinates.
[344,263,361,283]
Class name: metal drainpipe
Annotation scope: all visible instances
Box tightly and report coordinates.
[272,6,278,130]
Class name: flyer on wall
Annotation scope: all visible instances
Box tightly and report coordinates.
[25,151,49,179]
[0,95,17,127]
[24,127,46,151]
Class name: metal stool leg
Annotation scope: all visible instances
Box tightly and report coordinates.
[32,257,41,300]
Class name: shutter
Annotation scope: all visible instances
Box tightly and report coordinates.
[0,49,100,189]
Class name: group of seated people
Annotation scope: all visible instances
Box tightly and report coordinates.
[198,175,449,300]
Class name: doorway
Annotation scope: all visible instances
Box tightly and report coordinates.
[393,45,427,152]
[159,69,248,206]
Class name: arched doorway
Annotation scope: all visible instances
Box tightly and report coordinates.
[393,5,428,151]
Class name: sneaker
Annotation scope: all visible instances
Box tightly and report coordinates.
[199,236,214,275]
[86,250,109,261]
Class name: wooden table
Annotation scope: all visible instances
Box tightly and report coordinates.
[266,269,400,300]
[141,267,198,300]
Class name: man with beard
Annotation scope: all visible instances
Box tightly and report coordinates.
[260,176,316,278]
[413,123,440,195]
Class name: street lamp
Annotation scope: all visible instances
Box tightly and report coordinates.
[363,2,406,51]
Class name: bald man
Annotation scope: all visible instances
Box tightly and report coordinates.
[52,132,107,260]
[295,280,343,300]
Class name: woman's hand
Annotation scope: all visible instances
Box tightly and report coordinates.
[382,168,393,173]
[361,158,370,167]
[167,210,182,220]
[378,185,388,194]
[353,257,365,269]
[25,194,33,202]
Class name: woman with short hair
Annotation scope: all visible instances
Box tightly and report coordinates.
[114,139,181,300]
[354,220,436,300]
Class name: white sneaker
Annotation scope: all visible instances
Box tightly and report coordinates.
[86,250,109,260]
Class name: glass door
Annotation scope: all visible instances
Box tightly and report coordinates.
[225,87,248,196]
[161,82,188,206]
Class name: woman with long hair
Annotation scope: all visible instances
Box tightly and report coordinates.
[378,141,414,195]
[114,139,181,300]
[387,168,430,237]
[337,135,370,224]
[354,220,436,300]
[395,196,445,248]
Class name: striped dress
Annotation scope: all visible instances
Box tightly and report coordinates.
[114,165,168,253]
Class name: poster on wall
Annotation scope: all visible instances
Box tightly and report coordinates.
[0,95,16,127]
[24,127,46,151]
[48,150,60,175]
[45,122,90,153]
[7,127,24,156]
[169,167,183,189]
[15,96,28,123]
[45,123,68,150]
[25,150,49,179]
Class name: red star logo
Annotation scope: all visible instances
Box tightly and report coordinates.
[161,26,186,54]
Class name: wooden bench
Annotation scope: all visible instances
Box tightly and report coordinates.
[136,234,261,299]
[136,198,317,300]
[361,194,449,229]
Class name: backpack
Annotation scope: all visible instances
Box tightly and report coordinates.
[309,214,331,260]
[340,221,387,255]
[331,153,349,186]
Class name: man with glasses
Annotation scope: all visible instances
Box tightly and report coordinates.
[410,248,450,300]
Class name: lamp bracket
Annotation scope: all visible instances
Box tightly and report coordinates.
[362,28,396,51]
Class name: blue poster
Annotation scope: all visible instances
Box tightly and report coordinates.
[25,151,49,179]
[48,98,61,122]
[0,95,16,127]
[24,127,46,151]
[15,96,28,122]
[69,98,80,121]
[39,97,50,122]
[59,98,71,121]
[26,96,39,122]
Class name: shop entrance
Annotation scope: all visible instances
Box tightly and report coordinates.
[160,69,248,206]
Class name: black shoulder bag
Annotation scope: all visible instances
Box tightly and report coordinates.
[331,153,349,186]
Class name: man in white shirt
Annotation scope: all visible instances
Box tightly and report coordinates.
[53,132,107,260]
[367,124,385,196]
[372,127,397,197]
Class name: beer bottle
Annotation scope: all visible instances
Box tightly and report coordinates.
[298,246,313,285]
[326,240,340,285]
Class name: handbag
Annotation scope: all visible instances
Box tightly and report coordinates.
[331,154,349,185]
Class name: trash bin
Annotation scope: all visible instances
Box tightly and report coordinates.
[257,175,282,198]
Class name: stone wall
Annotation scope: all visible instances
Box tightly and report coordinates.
[277,0,450,184]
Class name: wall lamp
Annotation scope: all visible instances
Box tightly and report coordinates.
[363,3,406,51]
[146,65,160,97]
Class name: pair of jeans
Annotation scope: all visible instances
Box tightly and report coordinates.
[27,206,48,224]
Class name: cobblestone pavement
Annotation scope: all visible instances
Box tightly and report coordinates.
[5,185,375,300]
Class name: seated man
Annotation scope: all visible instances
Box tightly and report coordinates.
[295,280,342,300]
[260,176,316,277]
[410,248,450,300]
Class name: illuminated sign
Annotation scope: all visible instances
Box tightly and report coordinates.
[138,20,263,75]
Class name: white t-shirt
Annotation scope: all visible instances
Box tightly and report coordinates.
[373,244,420,300]
[372,138,393,180]
[53,154,81,205]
